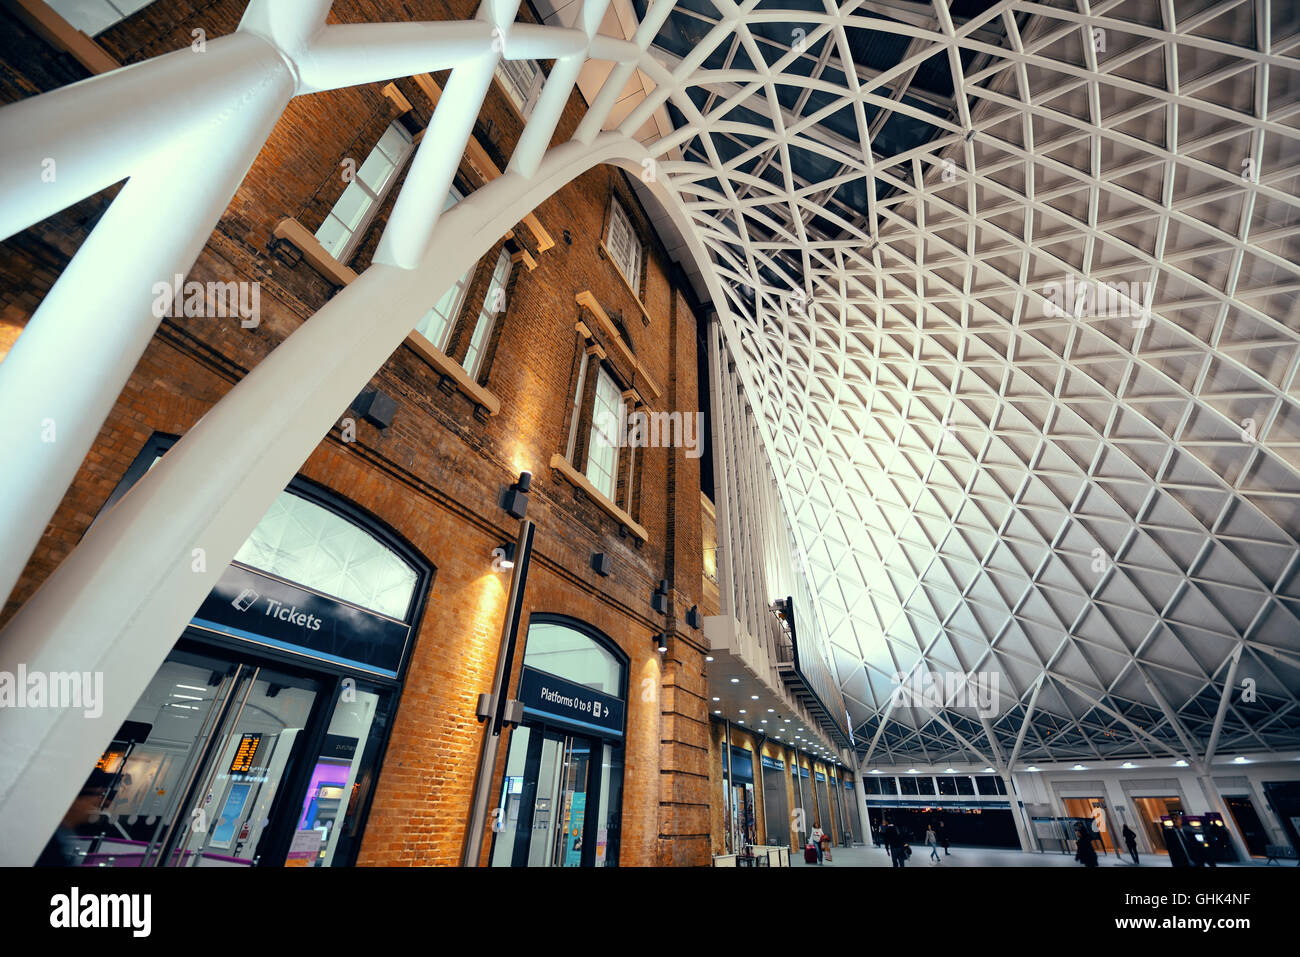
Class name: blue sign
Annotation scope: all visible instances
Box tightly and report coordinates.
[517,667,624,736]
[193,563,411,678]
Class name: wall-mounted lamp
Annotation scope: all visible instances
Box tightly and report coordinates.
[491,542,516,571]
[502,470,532,519]
[591,552,612,577]
[651,579,668,615]
[686,605,702,629]
[655,633,668,654]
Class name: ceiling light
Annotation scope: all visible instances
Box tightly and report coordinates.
[730,678,739,684]
[1121,762,1136,769]
[1174,760,1188,767]
[704,655,713,662]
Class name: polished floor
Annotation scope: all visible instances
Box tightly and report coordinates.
[799,844,1273,867]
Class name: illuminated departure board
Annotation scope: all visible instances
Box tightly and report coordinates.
[229,733,263,774]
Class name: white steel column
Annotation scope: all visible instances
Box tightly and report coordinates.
[0,56,293,608]
[0,134,646,865]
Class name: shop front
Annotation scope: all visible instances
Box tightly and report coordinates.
[46,436,431,867]
[843,779,863,843]
[488,617,627,867]
[760,754,789,848]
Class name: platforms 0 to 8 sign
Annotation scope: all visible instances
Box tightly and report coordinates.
[517,667,623,735]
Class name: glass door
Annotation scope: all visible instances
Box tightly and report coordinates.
[49,648,325,867]
[162,661,321,866]
[490,725,608,867]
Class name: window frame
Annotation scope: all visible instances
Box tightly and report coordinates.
[463,247,512,381]
[315,121,415,266]
[413,185,474,354]
[46,0,157,36]
[495,57,544,118]
[604,199,642,294]
[585,364,623,502]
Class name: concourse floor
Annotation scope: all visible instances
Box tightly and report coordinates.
[798,844,1272,867]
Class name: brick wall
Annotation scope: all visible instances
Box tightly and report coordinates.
[0,0,710,866]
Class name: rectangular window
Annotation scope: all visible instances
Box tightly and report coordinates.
[585,367,622,501]
[605,200,642,293]
[47,0,156,35]
[413,187,473,352]
[463,249,511,380]
[315,122,414,264]
[496,57,543,117]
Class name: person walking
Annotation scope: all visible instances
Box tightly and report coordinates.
[1163,812,1203,868]
[939,823,950,856]
[810,824,825,864]
[925,825,941,863]
[1075,822,1099,867]
[882,819,906,868]
[1121,824,1139,865]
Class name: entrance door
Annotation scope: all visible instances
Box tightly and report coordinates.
[1134,795,1183,854]
[1063,797,1115,852]
[491,725,603,867]
[55,647,326,867]
[1225,796,1270,857]
[762,761,790,849]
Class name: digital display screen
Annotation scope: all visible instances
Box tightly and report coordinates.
[230,733,263,774]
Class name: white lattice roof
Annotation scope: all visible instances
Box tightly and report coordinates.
[550,0,1300,764]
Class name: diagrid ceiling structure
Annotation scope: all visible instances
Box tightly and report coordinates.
[543,0,1300,765]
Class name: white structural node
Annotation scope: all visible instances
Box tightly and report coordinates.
[1,0,1299,865]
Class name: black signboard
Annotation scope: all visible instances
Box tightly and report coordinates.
[193,563,410,678]
[517,666,624,737]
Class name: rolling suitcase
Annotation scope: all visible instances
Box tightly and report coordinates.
[804,842,818,864]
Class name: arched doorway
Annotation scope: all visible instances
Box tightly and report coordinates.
[489,617,627,867]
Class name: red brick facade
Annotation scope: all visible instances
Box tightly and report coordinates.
[0,0,710,866]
